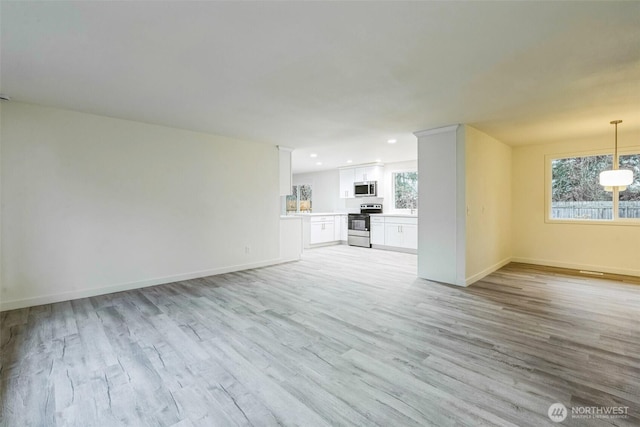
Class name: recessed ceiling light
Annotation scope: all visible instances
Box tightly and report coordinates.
[346,160,353,164]
[316,161,322,165]
[375,159,381,162]
[387,139,397,144]
[310,153,318,158]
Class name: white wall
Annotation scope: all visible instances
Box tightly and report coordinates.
[279,217,303,262]
[465,126,512,284]
[1,102,281,310]
[512,132,640,276]
[292,169,342,213]
[0,102,3,298]
[416,125,466,285]
[416,125,512,286]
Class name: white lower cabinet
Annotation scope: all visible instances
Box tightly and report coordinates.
[301,214,351,248]
[341,215,348,241]
[370,216,385,245]
[370,215,417,251]
[310,220,335,245]
[385,223,403,247]
[334,216,342,241]
[385,223,417,249]
[401,224,418,249]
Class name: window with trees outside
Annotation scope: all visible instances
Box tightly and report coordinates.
[549,152,640,222]
[393,172,418,210]
[286,184,312,213]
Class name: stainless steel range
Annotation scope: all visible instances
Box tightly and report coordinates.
[347,204,383,248]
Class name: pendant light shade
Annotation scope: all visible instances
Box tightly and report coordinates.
[599,120,633,192]
[599,169,633,192]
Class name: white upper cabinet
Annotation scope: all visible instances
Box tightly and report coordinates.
[354,167,367,182]
[354,166,381,182]
[339,168,355,198]
[339,164,383,198]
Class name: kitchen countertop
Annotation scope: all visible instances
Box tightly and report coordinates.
[287,212,348,217]
[370,213,418,218]
[286,212,418,218]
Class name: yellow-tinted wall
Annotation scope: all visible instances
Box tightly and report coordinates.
[465,126,512,284]
[512,132,640,276]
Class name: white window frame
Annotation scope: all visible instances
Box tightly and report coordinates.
[392,170,418,213]
[545,148,640,226]
[286,184,312,213]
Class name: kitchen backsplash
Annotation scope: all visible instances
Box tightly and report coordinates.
[345,197,384,212]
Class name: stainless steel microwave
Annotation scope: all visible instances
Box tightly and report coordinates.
[354,181,377,197]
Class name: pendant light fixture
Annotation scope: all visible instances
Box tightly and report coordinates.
[599,120,633,192]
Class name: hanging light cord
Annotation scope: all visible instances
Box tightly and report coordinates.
[611,119,622,170]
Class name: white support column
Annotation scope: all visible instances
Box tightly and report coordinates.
[414,125,467,286]
[277,146,294,196]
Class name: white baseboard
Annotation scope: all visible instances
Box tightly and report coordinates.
[371,244,418,254]
[0,257,296,312]
[276,256,302,264]
[306,241,342,250]
[465,257,512,286]
[511,257,640,278]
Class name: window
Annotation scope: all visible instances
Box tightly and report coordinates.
[549,152,639,222]
[286,184,312,213]
[619,154,640,219]
[393,172,418,210]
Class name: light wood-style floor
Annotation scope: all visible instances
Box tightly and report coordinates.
[1,245,639,426]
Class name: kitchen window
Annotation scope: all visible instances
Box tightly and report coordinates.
[286,184,312,213]
[393,171,418,210]
[547,151,640,223]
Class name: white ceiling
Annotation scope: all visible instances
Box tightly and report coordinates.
[2,2,639,173]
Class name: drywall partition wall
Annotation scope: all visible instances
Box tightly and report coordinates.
[1,102,281,311]
[280,216,303,262]
[278,146,294,196]
[292,169,342,213]
[415,125,466,286]
[464,126,512,284]
[0,102,2,298]
[512,133,640,276]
